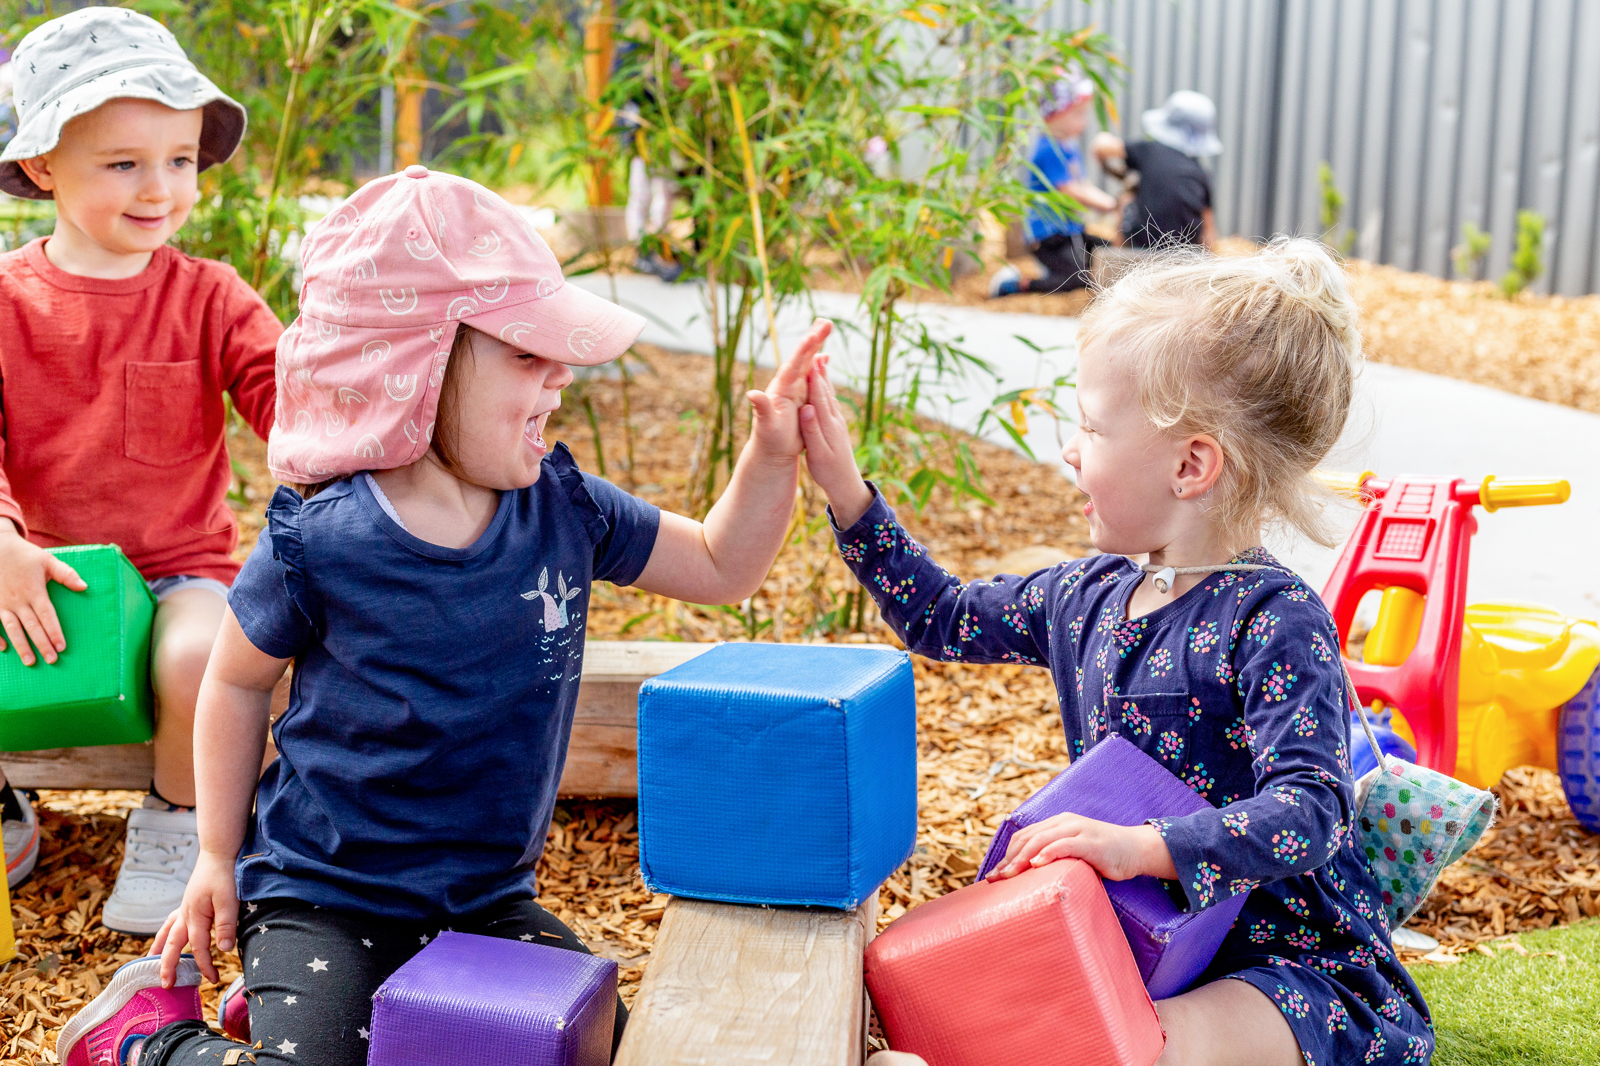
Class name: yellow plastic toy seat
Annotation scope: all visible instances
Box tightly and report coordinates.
[1389,602,1600,789]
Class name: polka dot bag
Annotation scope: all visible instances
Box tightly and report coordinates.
[1346,669,1498,929]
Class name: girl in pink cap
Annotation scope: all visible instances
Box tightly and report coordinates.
[57,164,832,1066]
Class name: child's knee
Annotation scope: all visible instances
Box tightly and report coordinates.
[151,602,225,709]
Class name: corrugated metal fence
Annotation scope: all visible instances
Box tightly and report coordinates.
[1036,0,1600,296]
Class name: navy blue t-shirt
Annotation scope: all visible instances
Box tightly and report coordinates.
[229,443,660,920]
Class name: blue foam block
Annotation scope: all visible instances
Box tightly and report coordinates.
[637,643,918,908]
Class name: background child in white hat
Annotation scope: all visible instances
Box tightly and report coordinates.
[0,7,281,935]
[1092,89,1221,251]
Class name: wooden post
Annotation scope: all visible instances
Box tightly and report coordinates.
[615,895,878,1065]
[394,0,424,168]
[582,0,616,206]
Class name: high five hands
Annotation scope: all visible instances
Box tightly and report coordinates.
[752,317,871,526]
[747,319,832,465]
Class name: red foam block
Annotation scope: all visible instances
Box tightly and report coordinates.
[865,858,1165,1066]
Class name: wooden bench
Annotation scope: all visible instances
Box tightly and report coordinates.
[0,641,717,795]
[615,895,878,1066]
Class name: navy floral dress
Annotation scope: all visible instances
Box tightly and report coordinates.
[836,490,1434,1066]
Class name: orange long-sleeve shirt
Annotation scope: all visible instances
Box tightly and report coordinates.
[0,239,282,583]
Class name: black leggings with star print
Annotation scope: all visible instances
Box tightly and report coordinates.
[139,896,628,1066]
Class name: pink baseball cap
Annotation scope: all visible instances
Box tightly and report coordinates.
[267,165,645,483]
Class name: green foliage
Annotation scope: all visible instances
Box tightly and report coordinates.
[1317,161,1353,254]
[1500,209,1545,299]
[417,2,594,197]
[609,0,896,515]
[610,0,1112,536]
[1453,221,1491,280]
[1408,919,1600,1065]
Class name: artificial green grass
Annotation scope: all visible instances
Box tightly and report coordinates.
[1409,919,1600,1065]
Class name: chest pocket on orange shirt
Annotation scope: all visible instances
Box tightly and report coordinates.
[125,360,206,467]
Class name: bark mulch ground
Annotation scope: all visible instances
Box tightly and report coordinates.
[6,334,1597,1060]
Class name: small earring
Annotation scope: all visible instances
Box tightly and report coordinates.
[1174,486,1184,498]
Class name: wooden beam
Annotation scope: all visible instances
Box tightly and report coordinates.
[1,641,716,795]
[615,895,877,1066]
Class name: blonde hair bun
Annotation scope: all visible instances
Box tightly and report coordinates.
[1078,237,1362,549]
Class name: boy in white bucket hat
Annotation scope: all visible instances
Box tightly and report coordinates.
[0,7,282,934]
[1092,89,1221,250]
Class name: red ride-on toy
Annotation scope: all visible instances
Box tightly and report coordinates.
[1320,472,1600,833]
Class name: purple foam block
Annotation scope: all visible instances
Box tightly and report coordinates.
[978,734,1247,1000]
[369,931,617,1066]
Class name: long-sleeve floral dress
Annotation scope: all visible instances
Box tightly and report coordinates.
[836,490,1434,1066]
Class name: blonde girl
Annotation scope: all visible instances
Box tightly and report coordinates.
[802,239,1432,1066]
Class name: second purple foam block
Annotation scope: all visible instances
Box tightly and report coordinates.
[978,734,1247,999]
[368,932,618,1066]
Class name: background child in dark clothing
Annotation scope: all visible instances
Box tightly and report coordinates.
[990,75,1117,298]
[1092,90,1221,251]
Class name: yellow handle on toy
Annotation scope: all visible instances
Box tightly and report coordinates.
[1314,470,1376,501]
[0,863,15,965]
[1479,475,1570,512]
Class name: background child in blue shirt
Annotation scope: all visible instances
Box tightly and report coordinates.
[59,166,834,1066]
[991,75,1118,298]
[804,241,1434,1066]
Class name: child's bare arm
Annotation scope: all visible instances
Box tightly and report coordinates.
[1063,179,1119,214]
[633,320,832,605]
[1201,207,1218,252]
[153,610,286,985]
[0,517,87,664]
[218,281,286,441]
[1090,131,1126,165]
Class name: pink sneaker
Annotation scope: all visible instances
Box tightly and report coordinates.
[56,955,203,1066]
[217,975,251,1042]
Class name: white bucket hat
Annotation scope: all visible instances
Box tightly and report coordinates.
[1142,90,1222,158]
[0,7,245,200]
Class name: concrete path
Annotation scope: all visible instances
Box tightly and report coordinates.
[572,273,1600,619]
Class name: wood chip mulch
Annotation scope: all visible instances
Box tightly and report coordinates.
[5,339,1595,1060]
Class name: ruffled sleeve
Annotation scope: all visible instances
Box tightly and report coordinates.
[546,443,612,545]
[546,442,661,587]
[228,486,318,659]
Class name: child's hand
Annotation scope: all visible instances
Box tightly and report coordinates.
[799,354,873,528]
[153,849,240,986]
[986,813,1178,883]
[747,319,833,465]
[0,519,87,665]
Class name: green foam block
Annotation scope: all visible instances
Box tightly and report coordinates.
[0,545,156,751]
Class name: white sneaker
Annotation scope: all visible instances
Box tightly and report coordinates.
[101,798,199,936]
[3,784,39,888]
[988,263,1022,297]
